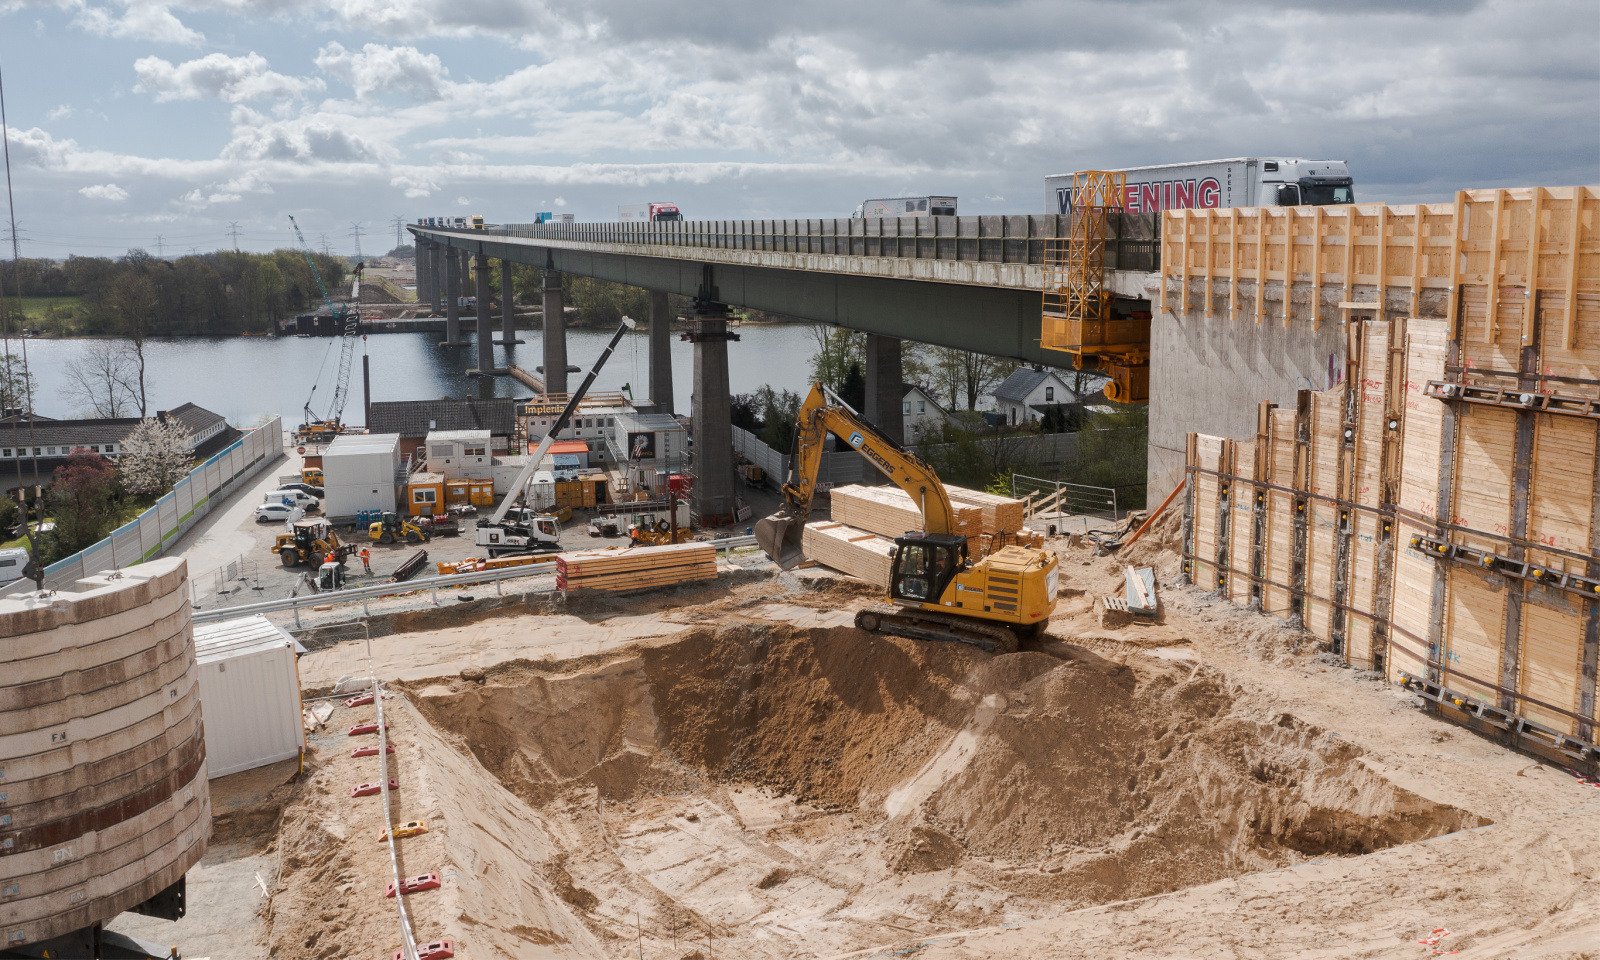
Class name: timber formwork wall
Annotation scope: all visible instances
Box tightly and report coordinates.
[1181,186,1600,766]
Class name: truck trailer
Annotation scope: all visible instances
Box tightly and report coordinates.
[1045,158,1354,214]
[853,196,958,218]
[617,202,683,223]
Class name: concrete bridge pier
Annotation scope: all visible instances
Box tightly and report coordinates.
[498,261,522,346]
[427,242,443,315]
[686,300,741,525]
[474,253,495,373]
[649,290,674,415]
[415,242,433,310]
[864,333,905,444]
[541,270,569,394]
[442,250,461,345]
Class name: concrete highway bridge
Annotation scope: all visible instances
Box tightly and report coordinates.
[408,210,1341,519]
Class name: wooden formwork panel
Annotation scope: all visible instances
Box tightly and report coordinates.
[1389,526,1438,678]
[1442,569,1507,703]
[1528,415,1598,560]
[1518,599,1588,736]
[1302,394,1342,639]
[1398,322,1449,518]
[1189,435,1224,590]
[1456,286,1524,375]
[1261,408,1299,616]
[1346,511,1382,665]
[1351,321,1389,505]
[1226,439,1257,605]
[1450,408,1518,551]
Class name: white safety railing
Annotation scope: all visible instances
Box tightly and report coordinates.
[192,534,762,628]
[1011,474,1121,521]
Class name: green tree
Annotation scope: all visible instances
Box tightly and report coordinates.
[755,387,801,452]
[119,417,195,499]
[45,450,121,560]
[809,327,865,392]
[0,354,34,414]
[1066,404,1149,508]
[108,270,158,416]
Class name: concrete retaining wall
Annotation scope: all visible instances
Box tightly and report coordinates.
[0,557,209,947]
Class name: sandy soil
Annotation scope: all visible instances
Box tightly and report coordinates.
[213,528,1599,960]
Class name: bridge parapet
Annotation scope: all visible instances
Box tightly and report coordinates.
[431,212,1160,273]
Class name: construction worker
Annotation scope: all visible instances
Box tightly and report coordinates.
[360,547,372,574]
[324,550,336,566]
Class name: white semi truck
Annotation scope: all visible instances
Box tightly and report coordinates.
[1045,158,1354,215]
[617,203,683,223]
[853,196,958,218]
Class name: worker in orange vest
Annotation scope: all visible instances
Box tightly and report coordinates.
[359,547,372,574]
[324,550,335,566]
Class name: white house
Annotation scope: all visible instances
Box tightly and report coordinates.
[990,368,1106,426]
[900,385,959,442]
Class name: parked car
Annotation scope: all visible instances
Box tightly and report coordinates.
[255,502,306,524]
[276,482,325,499]
[265,489,321,512]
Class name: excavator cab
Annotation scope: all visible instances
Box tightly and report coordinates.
[888,533,966,603]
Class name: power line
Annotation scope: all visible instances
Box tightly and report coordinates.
[391,214,404,252]
[349,222,364,260]
[318,233,331,257]
[154,234,165,258]
[228,220,242,251]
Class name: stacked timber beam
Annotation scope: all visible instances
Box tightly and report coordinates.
[1180,185,1600,769]
[803,484,1034,587]
[556,543,717,592]
[802,521,896,587]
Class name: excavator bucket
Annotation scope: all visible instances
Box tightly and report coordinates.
[754,509,807,570]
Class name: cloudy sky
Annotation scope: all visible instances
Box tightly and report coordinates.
[1,0,1596,257]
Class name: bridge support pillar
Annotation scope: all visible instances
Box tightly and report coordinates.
[499,261,520,345]
[442,249,461,345]
[865,333,905,444]
[415,242,432,310]
[649,289,674,415]
[541,271,568,394]
[474,253,494,373]
[686,301,740,525]
[427,242,443,315]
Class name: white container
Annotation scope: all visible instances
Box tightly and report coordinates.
[322,432,401,518]
[194,615,306,779]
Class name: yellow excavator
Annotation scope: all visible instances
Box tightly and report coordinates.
[756,384,1059,653]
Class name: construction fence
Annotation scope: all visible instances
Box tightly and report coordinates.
[6,417,285,595]
[1181,186,1599,765]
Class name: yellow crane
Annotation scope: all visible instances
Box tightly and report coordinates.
[756,384,1059,653]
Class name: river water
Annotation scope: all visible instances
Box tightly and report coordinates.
[13,323,824,426]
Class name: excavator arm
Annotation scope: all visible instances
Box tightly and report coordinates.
[756,383,957,569]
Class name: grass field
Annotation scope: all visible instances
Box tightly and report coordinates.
[16,295,84,318]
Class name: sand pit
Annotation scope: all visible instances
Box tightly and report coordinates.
[362,623,1484,959]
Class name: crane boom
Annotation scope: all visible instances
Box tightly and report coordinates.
[289,215,363,427]
[756,383,956,568]
[488,315,638,525]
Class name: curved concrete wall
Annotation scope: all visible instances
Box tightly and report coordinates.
[1,557,209,948]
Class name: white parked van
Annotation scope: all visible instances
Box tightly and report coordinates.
[0,547,29,586]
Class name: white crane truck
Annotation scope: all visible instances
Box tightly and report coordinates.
[474,316,638,557]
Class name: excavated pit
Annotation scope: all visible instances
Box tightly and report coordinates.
[408,623,1484,958]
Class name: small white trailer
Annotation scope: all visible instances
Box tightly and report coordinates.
[194,614,306,779]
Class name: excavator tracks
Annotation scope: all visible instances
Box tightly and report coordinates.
[853,604,1040,655]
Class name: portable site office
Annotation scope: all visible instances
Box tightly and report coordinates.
[194,615,306,778]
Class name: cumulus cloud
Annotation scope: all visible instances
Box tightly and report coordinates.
[221,106,393,162]
[78,182,129,201]
[69,0,203,45]
[47,104,75,121]
[178,187,241,207]
[134,53,324,103]
[315,41,449,101]
[390,174,439,198]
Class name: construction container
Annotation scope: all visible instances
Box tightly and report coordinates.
[322,433,400,519]
[194,615,306,778]
[443,477,493,507]
[407,471,446,517]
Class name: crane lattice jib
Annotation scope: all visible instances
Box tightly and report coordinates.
[289,214,358,424]
[1041,170,1129,357]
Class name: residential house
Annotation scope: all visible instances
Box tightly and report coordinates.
[0,403,235,494]
[989,368,1107,427]
[900,385,960,442]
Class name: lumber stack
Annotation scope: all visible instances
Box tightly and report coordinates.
[801,521,894,587]
[945,485,1027,535]
[829,484,982,539]
[556,542,717,591]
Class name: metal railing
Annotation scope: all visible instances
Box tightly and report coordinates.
[1011,474,1121,521]
[192,534,762,627]
[419,213,1161,273]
